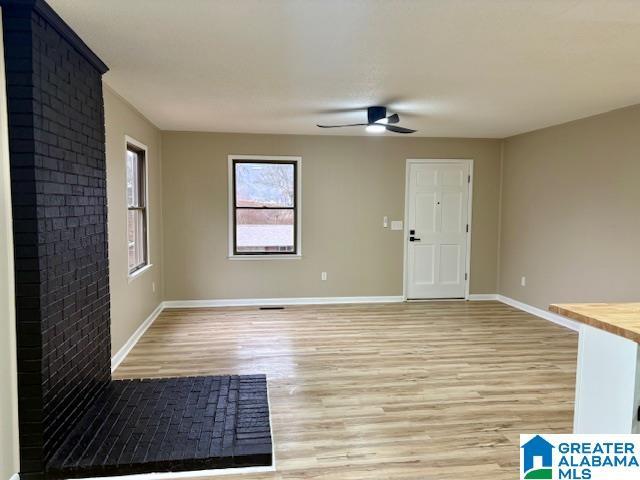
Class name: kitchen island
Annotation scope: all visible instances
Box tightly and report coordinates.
[550,303,640,434]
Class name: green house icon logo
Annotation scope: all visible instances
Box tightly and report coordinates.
[521,435,554,479]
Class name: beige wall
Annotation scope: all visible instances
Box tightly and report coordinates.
[104,86,163,354]
[161,132,501,300]
[0,7,20,477]
[499,104,640,309]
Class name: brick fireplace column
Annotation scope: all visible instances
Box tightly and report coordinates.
[1,1,110,478]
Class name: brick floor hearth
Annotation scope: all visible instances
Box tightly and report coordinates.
[47,375,273,478]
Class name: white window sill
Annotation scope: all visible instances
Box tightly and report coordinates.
[128,264,153,282]
[227,255,302,261]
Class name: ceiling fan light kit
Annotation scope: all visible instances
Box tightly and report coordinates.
[365,124,386,133]
[317,106,416,134]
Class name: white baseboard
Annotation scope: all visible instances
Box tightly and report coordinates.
[497,294,580,332]
[73,465,275,480]
[469,293,579,331]
[111,302,164,373]
[163,296,404,309]
[10,473,19,480]
[467,294,498,301]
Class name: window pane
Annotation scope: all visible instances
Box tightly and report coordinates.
[127,150,143,207]
[235,162,294,208]
[236,209,294,253]
[127,150,138,207]
[128,209,146,271]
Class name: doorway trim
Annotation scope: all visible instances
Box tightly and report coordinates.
[402,158,474,301]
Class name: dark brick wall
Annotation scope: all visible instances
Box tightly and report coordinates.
[2,1,110,477]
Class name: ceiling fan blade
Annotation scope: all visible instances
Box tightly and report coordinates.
[385,124,416,134]
[386,113,400,124]
[317,123,368,128]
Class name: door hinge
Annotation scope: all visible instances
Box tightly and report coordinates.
[466,224,469,233]
[468,175,471,183]
[465,273,468,280]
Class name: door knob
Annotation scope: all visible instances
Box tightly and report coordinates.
[409,237,421,242]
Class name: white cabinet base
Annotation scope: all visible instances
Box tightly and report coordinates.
[574,324,640,433]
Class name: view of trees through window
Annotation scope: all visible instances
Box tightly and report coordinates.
[234,161,297,254]
[127,146,147,272]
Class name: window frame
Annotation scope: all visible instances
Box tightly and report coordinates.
[125,136,151,277]
[228,155,302,259]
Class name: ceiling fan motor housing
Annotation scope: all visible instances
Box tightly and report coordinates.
[367,106,387,124]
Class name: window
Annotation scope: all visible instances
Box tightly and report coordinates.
[229,156,301,257]
[126,141,148,274]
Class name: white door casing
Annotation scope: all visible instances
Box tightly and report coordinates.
[404,160,471,299]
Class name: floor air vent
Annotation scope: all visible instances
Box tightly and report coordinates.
[260,306,285,310]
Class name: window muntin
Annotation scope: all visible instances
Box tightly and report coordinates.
[126,145,148,273]
[232,160,298,255]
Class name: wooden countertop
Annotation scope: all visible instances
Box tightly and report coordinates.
[550,303,640,343]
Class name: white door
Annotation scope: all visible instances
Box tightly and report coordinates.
[405,161,470,299]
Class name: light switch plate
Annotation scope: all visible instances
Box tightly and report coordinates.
[390,220,403,231]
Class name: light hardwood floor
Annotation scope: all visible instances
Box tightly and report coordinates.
[114,301,578,480]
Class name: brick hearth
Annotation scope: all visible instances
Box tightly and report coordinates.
[47,375,272,479]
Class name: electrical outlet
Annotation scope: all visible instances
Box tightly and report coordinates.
[521,276,526,287]
[321,272,327,281]
[152,281,156,292]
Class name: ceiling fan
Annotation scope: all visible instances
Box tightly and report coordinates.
[317,106,416,134]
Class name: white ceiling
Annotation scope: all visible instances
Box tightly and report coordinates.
[49,0,640,138]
